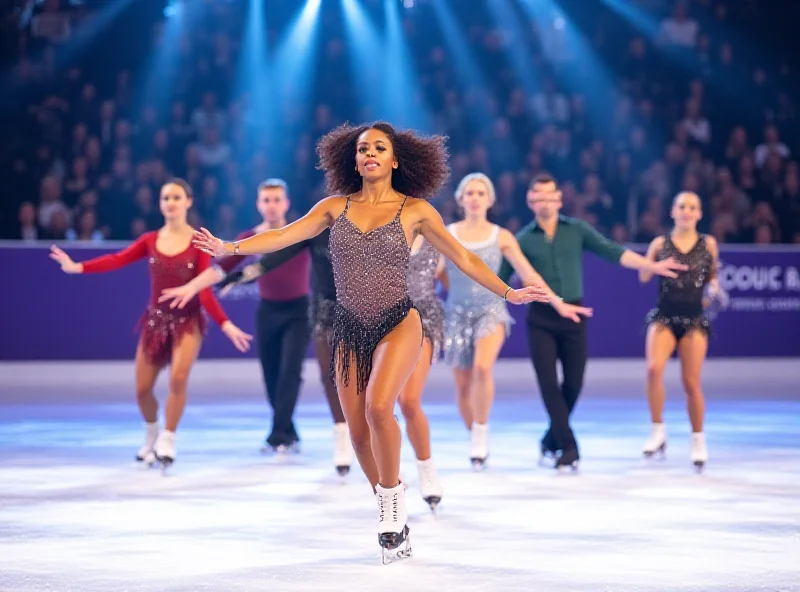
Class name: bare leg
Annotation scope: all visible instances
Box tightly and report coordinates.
[470,324,506,425]
[453,368,473,430]
[645,324,677,424]
[366,310,423,488]
[336,353,380,488]
[677,331,708,432]
[398,338,434,461]
[164,329,203,433]
[135,339,162,423]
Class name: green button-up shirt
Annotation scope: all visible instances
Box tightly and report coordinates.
[498,215,626,302]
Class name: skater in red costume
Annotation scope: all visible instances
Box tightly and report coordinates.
[49,178,252,468]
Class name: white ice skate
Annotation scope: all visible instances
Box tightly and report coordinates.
[333,423,352,478]
[470,423,489,470]
[135,422,159,467]
[690,432,708,472]
[416,458,443,514]
[643,423,667,458]
[154,430,176,471]
[376,482,412,565]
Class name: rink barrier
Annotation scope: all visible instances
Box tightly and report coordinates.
[2,242,798,360]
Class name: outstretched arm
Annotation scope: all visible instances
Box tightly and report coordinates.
[638,236,665,284]
[217,240,312,289]
[195,251,253,352]
[158,265,227,309]
[50,235,149,274]
[580,220,686,278]
[416,201,547,305]
[195,198,339,257]
[498,228,593,322]
[497,228,556,301]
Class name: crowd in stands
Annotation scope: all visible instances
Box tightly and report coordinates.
[2,0,797,245]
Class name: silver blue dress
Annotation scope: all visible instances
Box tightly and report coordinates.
[443,223,513,369]
[407,238,445,363]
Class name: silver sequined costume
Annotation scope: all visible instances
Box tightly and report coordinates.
[443,223,512,368]
[645,234,713,340]
[407,238,445,363]
[329,195,418,394]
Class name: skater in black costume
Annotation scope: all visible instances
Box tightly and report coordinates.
[192,122,549,563]
[640,191,726,471]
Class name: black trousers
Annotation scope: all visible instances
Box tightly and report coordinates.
[525,301,588,454]
[256,296,311,447]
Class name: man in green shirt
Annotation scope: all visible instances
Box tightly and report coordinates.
[498,173,685,470]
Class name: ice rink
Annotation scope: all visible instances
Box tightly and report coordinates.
[0,359,798,592]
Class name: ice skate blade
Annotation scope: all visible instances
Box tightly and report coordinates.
[470,457,487,471]
[380,527,412,565]
[335,465,350,477]
[538,454,556,468]
[556,461,579,473]
[136,452,158,468]
[381,544,413,565]
[156,456,174,475]
[643,442,667,458]
[693,460,706,473]
[425,496,441,516]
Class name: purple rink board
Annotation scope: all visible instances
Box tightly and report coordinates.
[2,242,799,360]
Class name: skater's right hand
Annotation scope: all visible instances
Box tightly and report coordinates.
[649,256,688,279]
[49,245,83,274]
[240,263,263,283]
[552,300,593,323]
[158,283,198,309]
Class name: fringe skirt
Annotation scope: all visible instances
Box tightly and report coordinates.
[329,296,418,395]
[136,306,207,367]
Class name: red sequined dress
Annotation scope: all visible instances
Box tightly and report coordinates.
[81,231,229,366]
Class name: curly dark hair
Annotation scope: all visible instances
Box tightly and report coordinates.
[316,121,450,200]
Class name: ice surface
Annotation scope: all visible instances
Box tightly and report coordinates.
[0,360,798,592]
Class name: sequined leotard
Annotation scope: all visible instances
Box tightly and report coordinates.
[407,238,445,363]
[443,223,512,368]
[329,195,417,394]
[645,234,713,340]
[81,231,229,366]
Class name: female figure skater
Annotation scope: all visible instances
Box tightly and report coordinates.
[440,173,592,470]
[160,223,354,476]
[192,122,548,563]
[399,234,446,512]
[49,179,252,468]
[640,191,725,471]
[211,225,448,501]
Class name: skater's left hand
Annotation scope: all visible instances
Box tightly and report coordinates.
[649,256,688,279]
[706,280,729,307]
[505,285,549,305]
[222,321,253,352]
[159,283,198,309]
